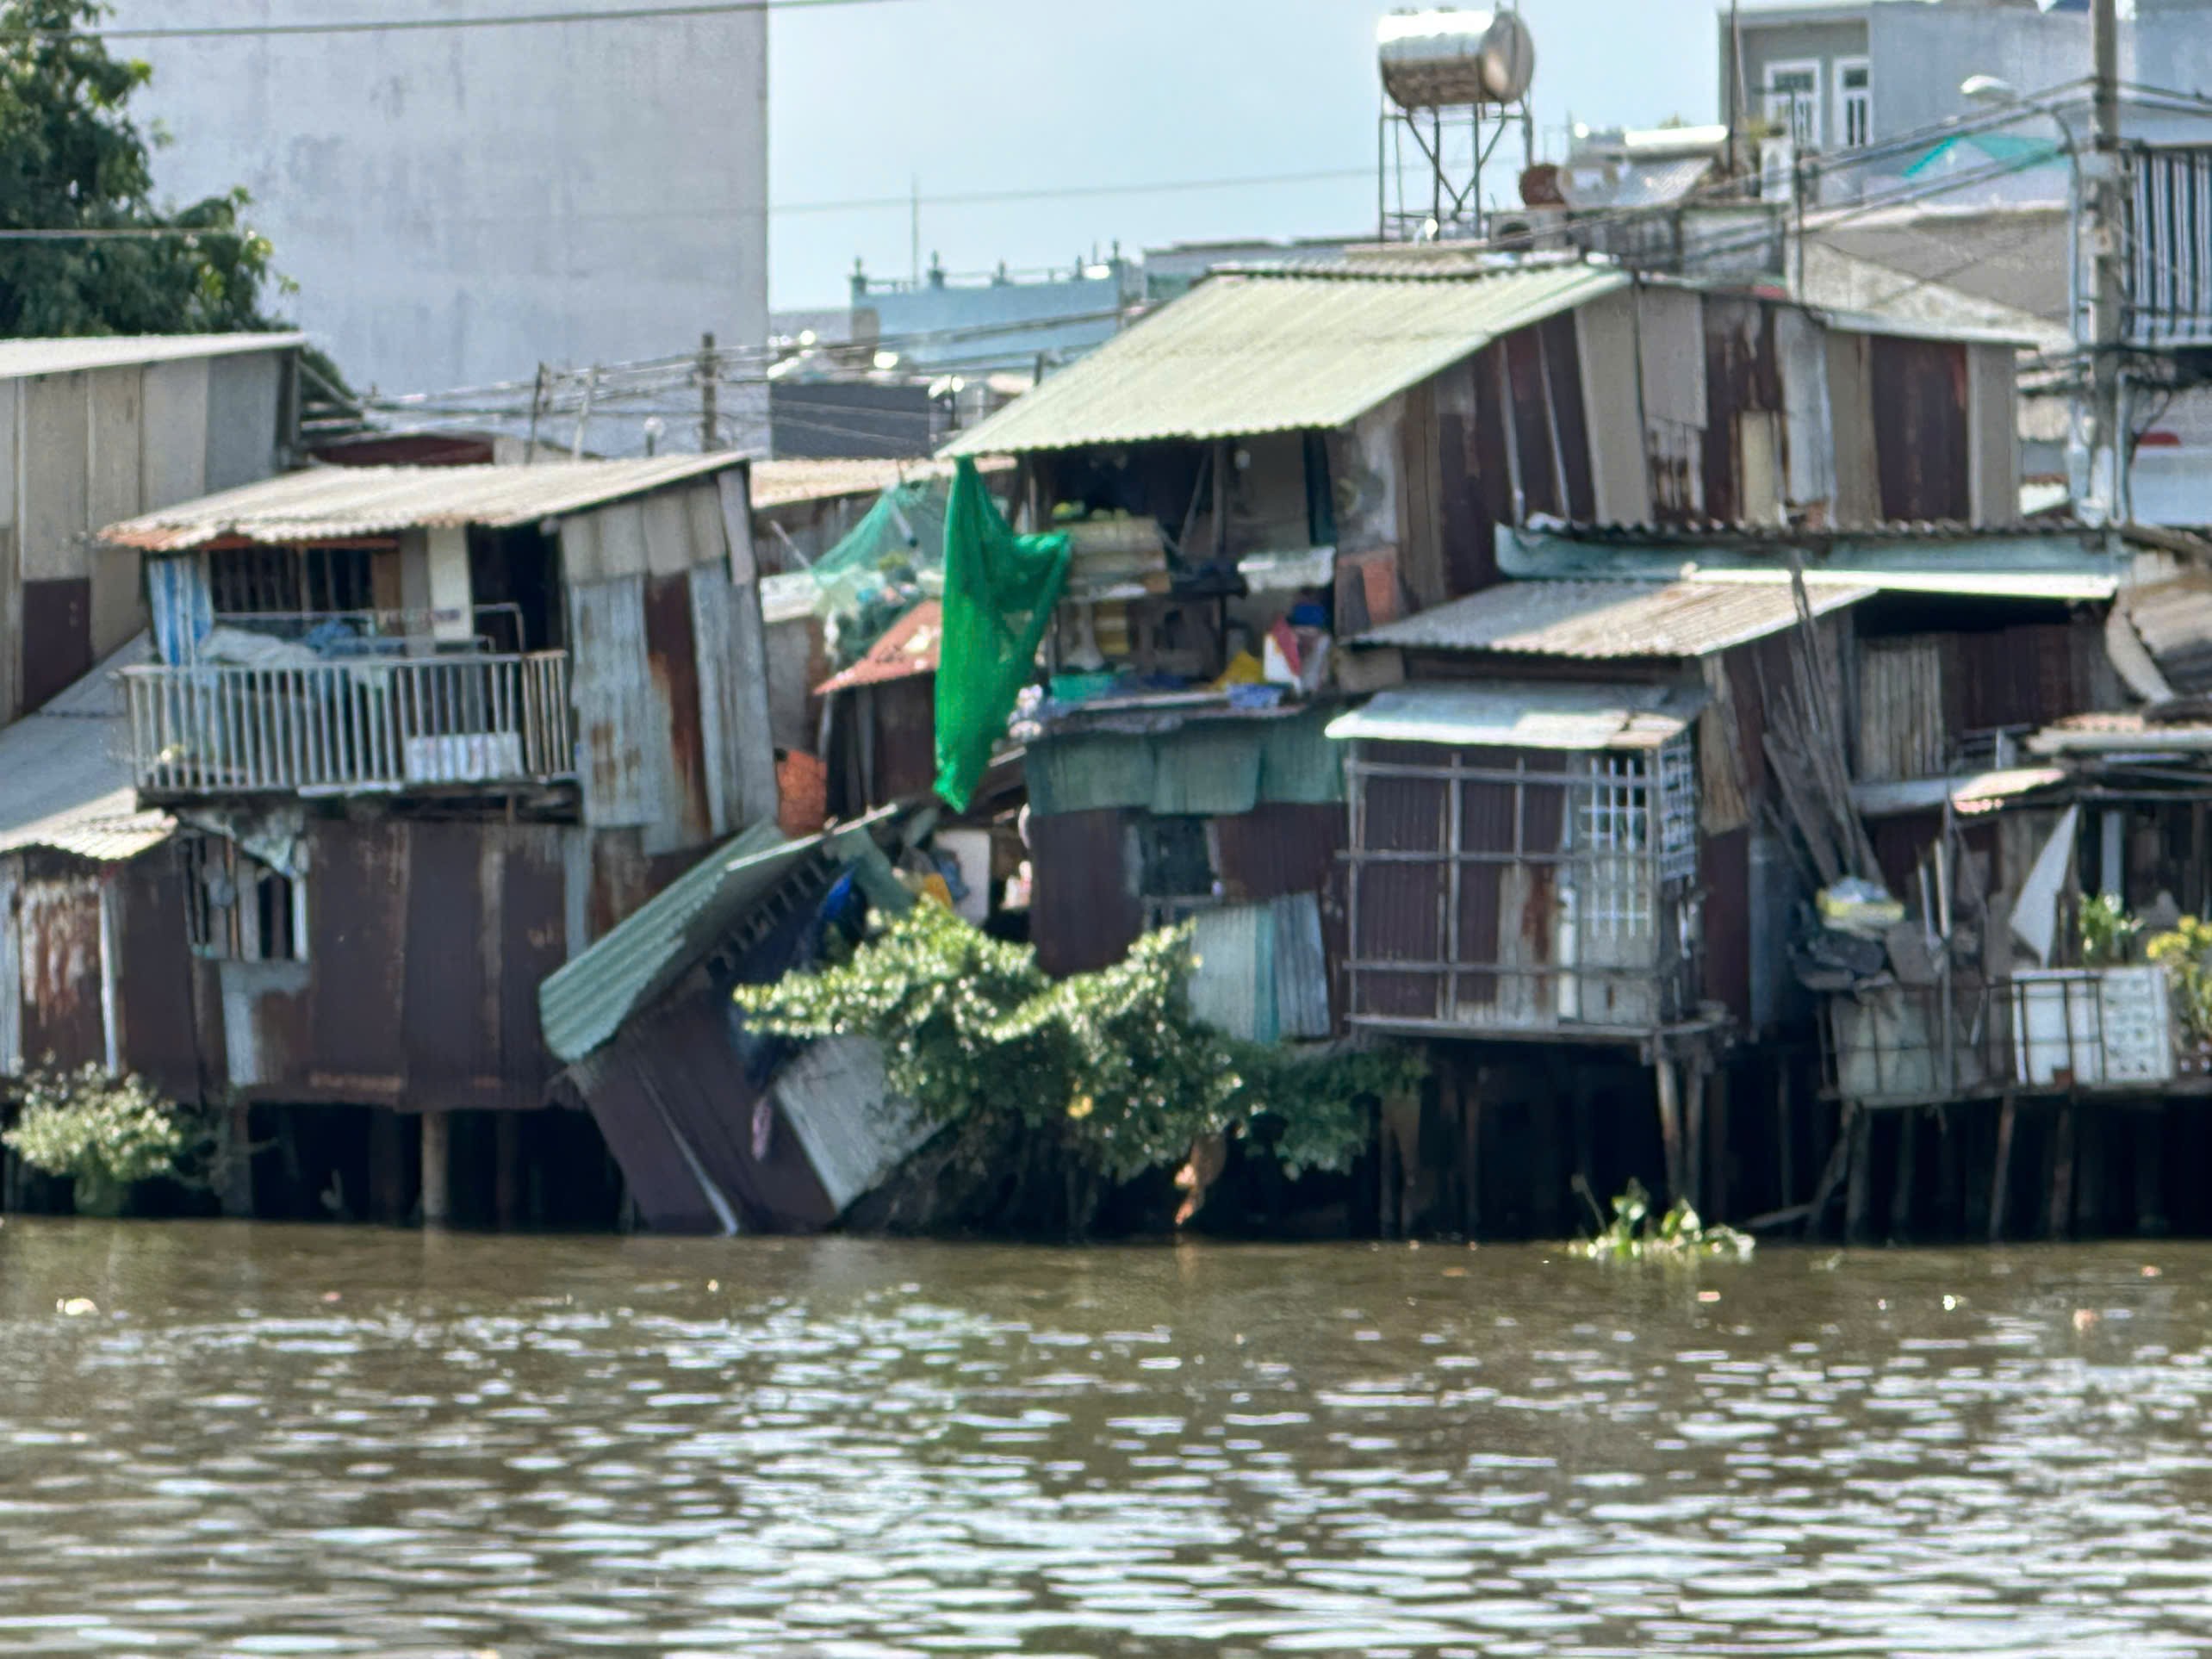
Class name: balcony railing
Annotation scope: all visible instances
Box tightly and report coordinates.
[121,651,575,798]
[1825,966,2185,1107]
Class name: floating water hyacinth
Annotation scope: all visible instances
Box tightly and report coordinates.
[1569,1177,1755,1262]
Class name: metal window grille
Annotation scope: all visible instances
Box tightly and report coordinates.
[1658,733,1698,884]
[1580,755,1652,940]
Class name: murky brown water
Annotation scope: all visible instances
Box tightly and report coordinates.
[3,1221,2209,1656]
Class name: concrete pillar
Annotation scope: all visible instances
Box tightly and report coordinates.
[419,1110,450,1228]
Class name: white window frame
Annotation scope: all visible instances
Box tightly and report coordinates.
[1763,58,1824,152]
[1835,56,1872,150]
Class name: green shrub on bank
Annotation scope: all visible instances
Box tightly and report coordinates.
[735,903,1418,1190]
[3,1063,194,1215]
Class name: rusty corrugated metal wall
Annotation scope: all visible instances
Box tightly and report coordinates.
[563,478,779,858]
[4,822,586,1113]
[1869,336,1970,522]
[1028,809,1141,979]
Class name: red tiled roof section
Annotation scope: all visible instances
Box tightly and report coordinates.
[816,600,943,695]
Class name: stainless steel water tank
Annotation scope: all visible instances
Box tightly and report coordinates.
[1376,9,1537,109]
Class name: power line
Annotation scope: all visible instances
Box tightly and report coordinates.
[0,0,905,43]
[775,166,1373,219]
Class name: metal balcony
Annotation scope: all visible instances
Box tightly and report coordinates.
[121,649,575,799]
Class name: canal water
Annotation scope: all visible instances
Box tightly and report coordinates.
[3,1221,2208,1656]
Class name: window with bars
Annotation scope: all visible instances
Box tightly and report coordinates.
[1579,755,1654,940]
[1658,734,1698,883]
[183,836,308,962]
[1763,62,1822,150]
[1837,59,1871,149]
[208,544,378,618]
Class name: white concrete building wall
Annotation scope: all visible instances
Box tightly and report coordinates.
[109,2,768,407]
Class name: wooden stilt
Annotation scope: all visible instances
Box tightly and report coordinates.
[2136,1113,2170,1237]
[1804,1100,1855,1240]
[1570,1072,1595,1199]
[369,1109,406,1226]
[1655,1058,1684,1208]
[1844,1102,1873,1246]
[1775,1061,1796,1214]
[1888,1108,1917,1243]
[1682,1060,1707,1214]
[2047,1104,2077,1240]
[1989,1094,2017,1243]
[495,1113,522,1231]
[2076,1107,2103,1239]
[420,1110,451,1229]
[1707,1065,1730,1221]
[1462,1091,1483,1240]
[1936,1108,1961,1240]
[217,1099,254,1219]
[276,1111,307,1220]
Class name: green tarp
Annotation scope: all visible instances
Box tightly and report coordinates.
[935,457,1070,811]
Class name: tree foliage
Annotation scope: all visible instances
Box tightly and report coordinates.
[735,904,1420,1193]
[0,0,278,336]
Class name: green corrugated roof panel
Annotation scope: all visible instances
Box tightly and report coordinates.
[1025,732,1157,817]
[1150,724,1264,816]
[1258,710,1347,805]
[539,815,901,1065]
[942,264,1629,456]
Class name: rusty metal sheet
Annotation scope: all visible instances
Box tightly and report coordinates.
[1701,296,1783,525]
[1502,324,1560,520]
[1539,313,1596,522]
[21,578,90,714]
[500,826,569,1084]
[868,679,939,806]
[568,575,655,831]
[111,845,211,1101]
[643,570,713,854]
[1703,826,1751,1025]
[305,820,410,1102]
[570,991,839,1233]
[1028,808,1140,978]
[689,562,780,837]
[16,867,104,1067]
[1870,335,1970,522]
[1214,804,1345,904]
[398,822,504,1111]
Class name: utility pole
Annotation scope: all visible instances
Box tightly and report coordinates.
[699,331,718,453]
[2087,0,2124,519]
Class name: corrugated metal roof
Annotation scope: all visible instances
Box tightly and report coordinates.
[1327,682,1706,750]
[104,454,748,550]
[751,456,1011,510]
[1850,767,2068,818]
[2122,577,2212,693]
[2029,711,2212,755]
[942,264,1628,455]
[0,331,303,379]
[1356,577,1869,659]
[1500,524,2125,599]
[538,811,902,1065]
[817,601,941,694]
[0,635,174,862]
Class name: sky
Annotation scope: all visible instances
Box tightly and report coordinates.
[767,0,1725,308]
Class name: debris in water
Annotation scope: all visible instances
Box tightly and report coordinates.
[1569,1178,1753,1262]
[2074,1308,2100,1332]
[55,1297,97,1317]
